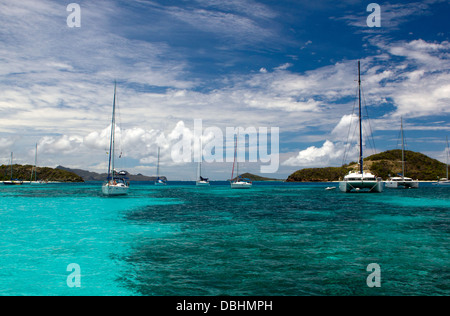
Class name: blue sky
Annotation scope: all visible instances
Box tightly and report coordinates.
[0,0,449,180]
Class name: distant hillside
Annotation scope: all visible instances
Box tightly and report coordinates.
[287,150,447,182]
[0,165,84,182]
[363,150,446,180]
[233,173,283,182]
[56,166,165,182]
[286,167,350,182]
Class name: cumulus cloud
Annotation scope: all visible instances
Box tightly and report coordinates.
[283,112,371,168]
[283,140,347,167]
[370,38,450,118]
[0,138,16,159]
[62,120,199,170]
[38,135,83,155]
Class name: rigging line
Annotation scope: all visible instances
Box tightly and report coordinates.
[350,118,359,162]
[115,84,126,165]
[360,84,377,155]
[342,84,359,165]
[116,87,123,156]
[343,116,359,166]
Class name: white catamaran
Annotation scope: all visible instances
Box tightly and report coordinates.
[433,136,450,186]
[385,118,419,189]
[102,82,129,196]
[339,61,384,193]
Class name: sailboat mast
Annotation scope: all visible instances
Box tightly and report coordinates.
[31,143,37,182]
[446,136,449,180]
[231,133,237,181]
[10,152,13,180]
[358,61,363,175]
[107,82,117,181]
[401,117,405,180]
[156,147,160,178]
[198,138,202,179]
[34,143,37,181]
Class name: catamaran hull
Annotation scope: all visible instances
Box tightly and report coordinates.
[385,181,419,189]
[433,181,450,186]
[339,180,384,193]
[102,184,129,196]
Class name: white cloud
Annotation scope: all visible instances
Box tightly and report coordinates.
[331,114,359,141]
[283,140,348,167]
[0,137,15,153]
[157,0,279,47]
[38,135,83,155]
[368,39,450,118]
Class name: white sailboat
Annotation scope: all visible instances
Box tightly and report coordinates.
[196,139,210,186]
[385,118,419,189]
[339,61,384,193]
[154,146,167,185]
[102,82,129,196]
[3,152,23,185]
[30,143,46,184]
[433,136,450,186]
[230,132,252,189]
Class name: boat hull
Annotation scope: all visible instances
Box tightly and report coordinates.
[3,181,23,185]
[339,180,384,193]
[196,181,210,186]
[231,181,252,189]
[433,181,450,186]
[102,183,129,196]
[385,180,419,189]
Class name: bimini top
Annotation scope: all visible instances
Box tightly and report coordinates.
[236,176,252,182]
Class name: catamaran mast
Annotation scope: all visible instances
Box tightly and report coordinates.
[358,61,363,175]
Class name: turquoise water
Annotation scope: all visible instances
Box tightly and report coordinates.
[0,182,448,296]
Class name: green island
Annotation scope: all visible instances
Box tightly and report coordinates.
[1,149,445,183]
[0,164,84,182]
[233,173,284,182]
[286,150,447,182]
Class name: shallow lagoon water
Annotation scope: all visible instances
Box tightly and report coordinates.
[0,182,448,295]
